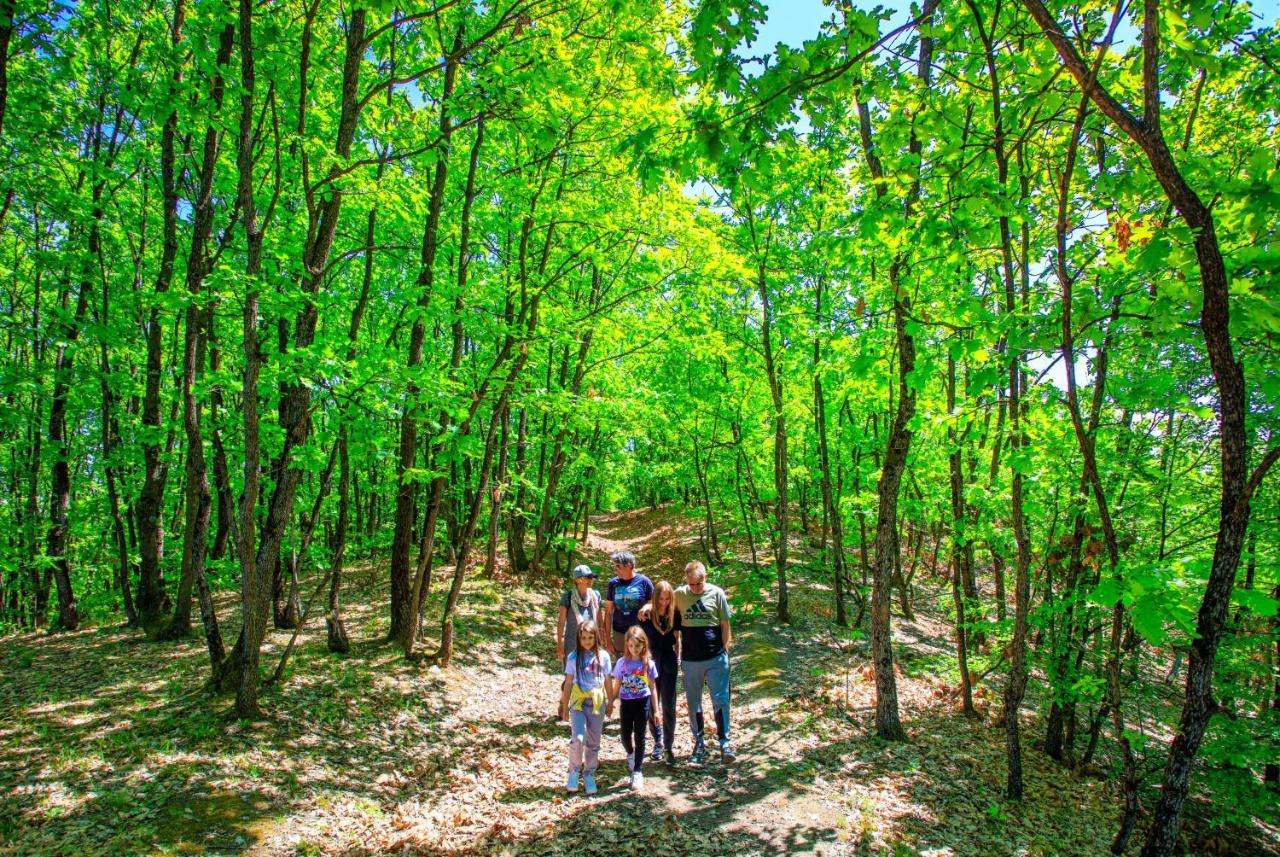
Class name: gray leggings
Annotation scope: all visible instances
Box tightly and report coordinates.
[682,650,731,741]
[568,701,604,775]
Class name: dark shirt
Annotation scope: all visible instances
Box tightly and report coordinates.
[606,574,654,633]
[640,614,680,671]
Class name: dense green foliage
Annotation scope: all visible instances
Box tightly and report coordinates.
[1,0,1277,851]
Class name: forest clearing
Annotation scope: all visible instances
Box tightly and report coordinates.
[2,0,1279,854]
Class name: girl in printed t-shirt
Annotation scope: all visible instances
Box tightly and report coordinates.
[612,625,659,790]
[560,619,614,795]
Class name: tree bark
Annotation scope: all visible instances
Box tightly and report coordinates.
[162,18,236,641]
[853,0,938,740]
[390,23,464,647]
[757,257,790,624]
[1018,3,1259,851]
[946,354,975,716]
[136,0,188,624]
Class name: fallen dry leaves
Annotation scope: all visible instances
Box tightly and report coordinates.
[2,508,1276,856]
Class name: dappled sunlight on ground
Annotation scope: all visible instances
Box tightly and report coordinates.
[3,508,1277,855]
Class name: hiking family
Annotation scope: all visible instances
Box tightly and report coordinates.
[555,551,734,795]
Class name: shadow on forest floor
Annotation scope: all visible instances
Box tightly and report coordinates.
[3,506,1277,856]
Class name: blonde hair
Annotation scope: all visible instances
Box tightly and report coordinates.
[652,579,676,634]
[623,624,652,667]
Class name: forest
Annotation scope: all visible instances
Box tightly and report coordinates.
[1,0,1278,854]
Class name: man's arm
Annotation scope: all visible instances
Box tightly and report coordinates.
[721,591,733,651]
[602,600,615,652]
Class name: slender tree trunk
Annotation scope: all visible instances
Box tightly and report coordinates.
[391,24,463,647]
[232,0,269,716]
[46,207,101,632]
[327,426,352,653]
[813,270,845,626]
[136,0,188,624]
[162,18,236,640]
[98,288,138,627]
[757,258,790,624]
[853,0,938,739]
[485,403,510,577]
[963,0,1033,800]
[947,355,975,716]
[1019,4,1264,850]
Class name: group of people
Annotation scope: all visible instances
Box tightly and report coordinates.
[555,551,735,794]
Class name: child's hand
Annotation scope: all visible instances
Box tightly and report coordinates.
[606,701,615,717]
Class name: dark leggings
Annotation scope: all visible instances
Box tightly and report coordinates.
[648,661,678,752]
[620,697,650,772]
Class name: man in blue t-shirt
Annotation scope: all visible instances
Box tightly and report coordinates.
[603,550,654,656]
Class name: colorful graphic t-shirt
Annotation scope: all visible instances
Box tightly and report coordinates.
[674,583,731,662]
[612,656,658,700]
[565,649,613,692]
[606,574,654,632]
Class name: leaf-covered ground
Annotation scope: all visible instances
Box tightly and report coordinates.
[3,507,1277,856]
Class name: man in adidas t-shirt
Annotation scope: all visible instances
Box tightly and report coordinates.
[674,560,735,763]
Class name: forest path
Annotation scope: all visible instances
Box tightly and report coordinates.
[6,506,1271,856]
[344,506,853,856]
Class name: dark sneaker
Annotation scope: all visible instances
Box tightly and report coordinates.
[664,750,677,766]
[720,739,737,763]
[690,739,707,765]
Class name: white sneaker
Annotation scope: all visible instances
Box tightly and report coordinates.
[630,771,644,790]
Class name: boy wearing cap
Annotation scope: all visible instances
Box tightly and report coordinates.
[556,565,602,719]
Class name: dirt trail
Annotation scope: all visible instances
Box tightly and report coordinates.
[6,506,1276,856]
[345,506,850,856]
